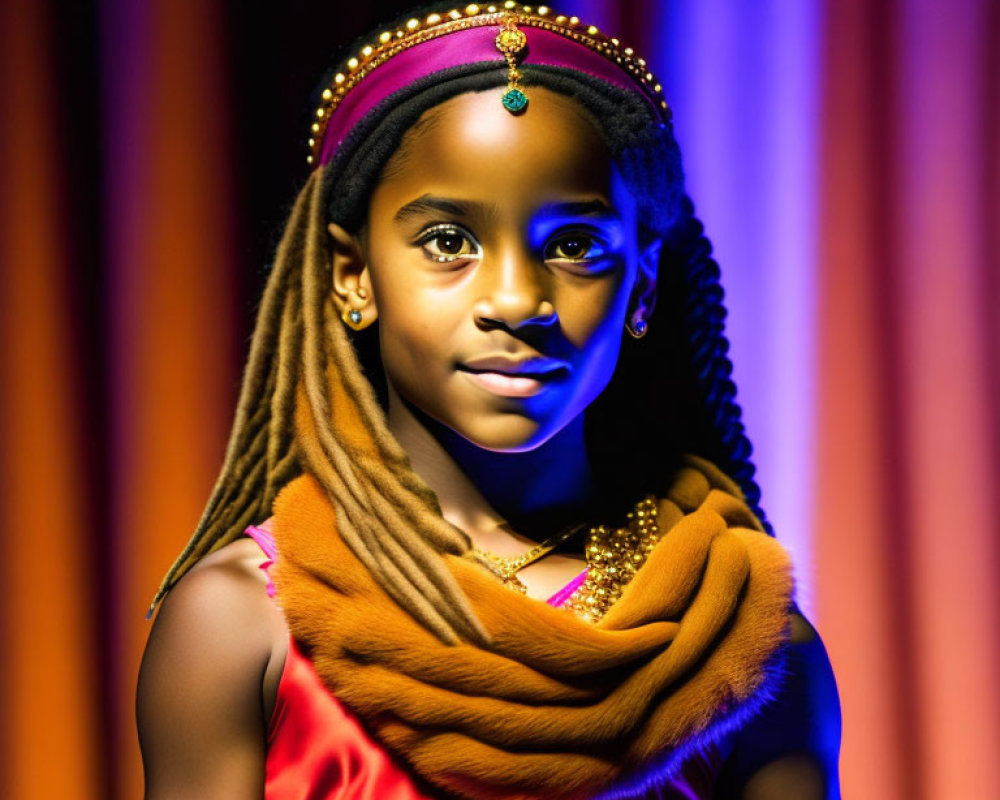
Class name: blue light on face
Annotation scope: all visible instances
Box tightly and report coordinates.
[525,205,626,275]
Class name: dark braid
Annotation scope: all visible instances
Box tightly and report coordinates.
[669,199,771,532]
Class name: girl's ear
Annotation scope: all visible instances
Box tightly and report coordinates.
[328,222,378,329]
[629,237,661,331]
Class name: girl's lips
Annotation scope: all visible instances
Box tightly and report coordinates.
[460,370,551,398]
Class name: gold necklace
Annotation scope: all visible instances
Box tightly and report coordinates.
[472,520,588,590]
[474,495,664,618]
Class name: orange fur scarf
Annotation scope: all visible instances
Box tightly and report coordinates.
[271,456,793,799]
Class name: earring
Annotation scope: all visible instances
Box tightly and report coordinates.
[342,307,365,330]
[626,317,648,339]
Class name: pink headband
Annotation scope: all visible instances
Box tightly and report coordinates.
[307,6,671,167]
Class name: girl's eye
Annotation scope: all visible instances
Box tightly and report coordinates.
[417,225,481,262]
[545,232,606,262]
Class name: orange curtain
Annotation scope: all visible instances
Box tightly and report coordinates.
[1,0,238,797]
[101,0,238,797]
[0,0,100,797]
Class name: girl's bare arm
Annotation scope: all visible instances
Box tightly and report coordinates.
[137,548,275,799]
[720,612,842,799]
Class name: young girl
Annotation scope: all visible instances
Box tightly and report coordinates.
[137,4,841,798]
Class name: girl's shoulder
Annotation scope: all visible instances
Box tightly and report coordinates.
[164,530,279,624]
[139,528,286,693]
[137,527,288,794]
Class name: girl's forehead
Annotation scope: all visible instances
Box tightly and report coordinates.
[375,87,616,204]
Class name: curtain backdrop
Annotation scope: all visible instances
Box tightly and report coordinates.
[1,0,996,798]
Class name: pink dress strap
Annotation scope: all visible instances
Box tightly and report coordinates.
[244,525,277,598]
[548,568,589,607]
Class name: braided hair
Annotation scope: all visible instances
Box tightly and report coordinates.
[150,11,769,643]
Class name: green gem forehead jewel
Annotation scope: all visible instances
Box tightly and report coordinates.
[495,15,529,113]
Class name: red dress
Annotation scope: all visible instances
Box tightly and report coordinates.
[245,526,720,799]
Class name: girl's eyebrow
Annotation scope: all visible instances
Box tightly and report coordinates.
[393,194,493,223]
[536,199,617,218]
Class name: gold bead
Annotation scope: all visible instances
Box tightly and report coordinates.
[308,137,315,146]
[496,27,526,52]
[486,4,497,12]
[537,5,549,13]
[347,57,359,69]
[315,107,324,118]
[555,14,566,23]
[504,0,516,7]
[405,17,420,30]
[587,25,598,34]
[426,12,441,23]
[624,47,634,55]
[379,31,392,43]
[311,122,320,132]
[449,9,462,18]
[465,4,479,14]
[654,83,662,92]
[334,73,345,84]
[361,45,373,57]
[569,15,579,25]
[646,72,654,82]
[306,155,313,163]
[610,37,620,45]
[322,88,332,100]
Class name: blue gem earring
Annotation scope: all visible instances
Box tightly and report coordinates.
[627,317,648,339]
[496,15,528,113]
[343,308,364,330]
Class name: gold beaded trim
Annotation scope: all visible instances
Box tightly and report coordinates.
[307,2,672,164]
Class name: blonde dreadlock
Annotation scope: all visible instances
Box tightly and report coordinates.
[150,169,488,645]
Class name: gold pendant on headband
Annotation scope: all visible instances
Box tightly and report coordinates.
[496,16,528,113]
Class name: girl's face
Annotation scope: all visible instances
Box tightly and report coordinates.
[336,86,658,452]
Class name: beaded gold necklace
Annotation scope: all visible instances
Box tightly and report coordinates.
[473,495,663,622]
[564,496,660,622]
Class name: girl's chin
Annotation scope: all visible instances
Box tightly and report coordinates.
[450,415,566,454]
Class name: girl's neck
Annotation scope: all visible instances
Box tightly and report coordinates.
[387,388,597,544]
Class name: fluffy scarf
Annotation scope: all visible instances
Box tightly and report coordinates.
[271,456,793,800]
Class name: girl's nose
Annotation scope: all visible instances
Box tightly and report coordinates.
[472,247,557,331]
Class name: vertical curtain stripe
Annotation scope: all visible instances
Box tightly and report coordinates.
[894,1,1000,796]
[814,1,915,795]
[100,0,239,796]
[0,0,100,797]
[816,0,1000,797]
